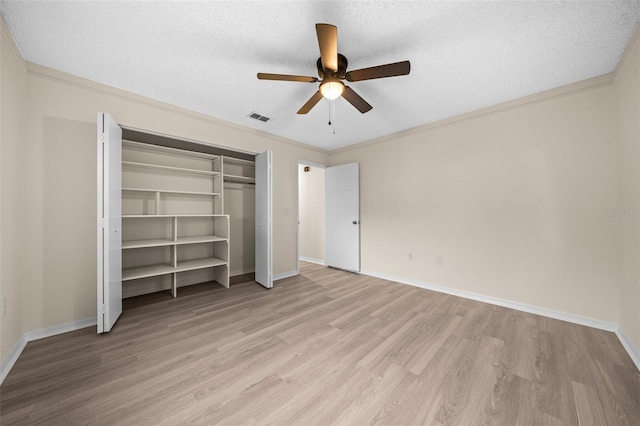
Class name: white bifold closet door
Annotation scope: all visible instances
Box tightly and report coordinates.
[326,162,360,272]
[97,112,122,333]
[255,150,273,288]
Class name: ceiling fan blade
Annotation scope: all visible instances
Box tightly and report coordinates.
[316,23,338,72]
[346,60,411,82]
[297,90,324,114]
[257,73,318,83]
[342,86,372,113]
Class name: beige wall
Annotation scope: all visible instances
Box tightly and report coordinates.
[615,31,640,349]
[298,163,325,263]
[1,17,28,359]
[16,62,328,333]
[331,80,620,324]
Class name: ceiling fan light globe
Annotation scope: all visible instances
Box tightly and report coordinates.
[320,79,344,100]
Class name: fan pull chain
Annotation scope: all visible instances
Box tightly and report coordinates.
[328,99,336,134]
[333,100,336,134]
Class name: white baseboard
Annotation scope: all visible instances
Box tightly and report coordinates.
[615,326,640,372]
[299,256,325,266]
[0,335,28,385]
[361,269,618,331]
[3,273,639,386]
[360,269,640,371]
[1,316,96,385]
[274,270,298,281]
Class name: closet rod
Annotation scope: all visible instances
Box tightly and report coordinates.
[223,181,255,186]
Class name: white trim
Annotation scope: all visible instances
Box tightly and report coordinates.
[274,270,298,281]
[360,269,640,371]
[2,273,639,385]
[26,63,330,156]
[0,335,28,384]
[299,256,325,266]
[615,326,640,372]
[24,317,97,342]
[361,269,619,332]
[0,317,96,385]
[331,73,614,155]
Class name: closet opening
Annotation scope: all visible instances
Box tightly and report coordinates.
[119,127,259,299]
[97,112,272,333]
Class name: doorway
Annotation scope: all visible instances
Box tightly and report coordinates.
[297,161,326,271]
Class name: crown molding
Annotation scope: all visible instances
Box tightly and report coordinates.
[331,73,615,155]
[613,23,640,82]
[25,62,330,156]
[0,13,27,73]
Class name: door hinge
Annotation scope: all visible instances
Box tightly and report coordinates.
[100,304,105,315]
[100,218,105,228]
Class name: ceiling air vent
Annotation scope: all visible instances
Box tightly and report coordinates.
[248,112,271,123]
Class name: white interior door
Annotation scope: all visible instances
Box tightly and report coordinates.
[255,150,273,288]
[326,162,360,272]
[97,112,122,333]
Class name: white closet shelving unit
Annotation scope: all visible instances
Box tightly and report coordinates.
[121,140,230,297]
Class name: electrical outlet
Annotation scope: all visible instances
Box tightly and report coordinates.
[408,253,413,260]
[436,255,443,266]
[2,297,7,316]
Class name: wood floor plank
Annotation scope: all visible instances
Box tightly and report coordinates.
[1,261,638,425]
[573,381,608,426]
[433,335,501,425]
[370,334,469,425]
[408,314,463,375]
[330,363,410,425]
[533,330,580,425]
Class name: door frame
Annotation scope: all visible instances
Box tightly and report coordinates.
[296,159,327,274]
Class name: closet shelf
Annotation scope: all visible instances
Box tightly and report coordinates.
[123,257,228,281]
[123,235,227,249]
[123,161,220,176]
[223,157,255,167]
[122,188,221,197]
[223,174,256,184]
[123,214,228,218]
[123,140,220,161]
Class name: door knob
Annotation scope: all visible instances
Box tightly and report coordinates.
[352,220,359,225]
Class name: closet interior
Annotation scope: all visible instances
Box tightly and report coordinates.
[120,128,256,299]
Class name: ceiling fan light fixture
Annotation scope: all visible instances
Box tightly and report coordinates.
[320,79,344,100]
[257,23,410,114]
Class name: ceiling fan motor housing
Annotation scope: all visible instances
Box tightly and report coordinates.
[317,53,348,80]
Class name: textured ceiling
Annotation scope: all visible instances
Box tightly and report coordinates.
[2,1,639,151]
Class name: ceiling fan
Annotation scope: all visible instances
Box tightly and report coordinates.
[257,23,411,115]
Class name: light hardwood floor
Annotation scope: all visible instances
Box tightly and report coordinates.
[1,262,639,425]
